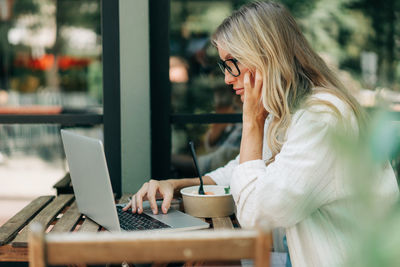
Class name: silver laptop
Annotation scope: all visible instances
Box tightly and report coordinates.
[60,130,209,232]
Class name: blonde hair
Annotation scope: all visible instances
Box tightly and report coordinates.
[212,1,366,164]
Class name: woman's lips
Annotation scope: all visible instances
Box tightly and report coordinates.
[234,88,244,95]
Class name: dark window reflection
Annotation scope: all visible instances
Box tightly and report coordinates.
[170,0,236,114]
[169,1,242,175]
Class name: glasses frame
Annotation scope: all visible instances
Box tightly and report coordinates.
[217,58,241,77]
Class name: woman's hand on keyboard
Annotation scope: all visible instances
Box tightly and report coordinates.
[123,179,174,215]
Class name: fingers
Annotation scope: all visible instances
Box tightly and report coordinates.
[254,69,263,93]
[244,72,251,91]
[122,180,175,215]
[122,195,137,214]
[131,195,137,213]
[244,70,261,92]
[160,188,173,214]
[135,182,149,214]
[147,180,159,214]
[122,199,131,211]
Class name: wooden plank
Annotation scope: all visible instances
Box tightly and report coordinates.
[50,202,81,233]
[212,217,234,230]
[12,194,74,248]
[52,173,71,189]
[0,196,54,246]
[0,244,28,262]
[53,173,73,195]
[45,229,259,265]
[78,217,100,232]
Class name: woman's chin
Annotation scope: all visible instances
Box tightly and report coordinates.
[240,95,244,102]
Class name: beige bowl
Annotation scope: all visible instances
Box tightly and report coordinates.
[180,185,235,218]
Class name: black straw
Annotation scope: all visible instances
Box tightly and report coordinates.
[188,141,205,195]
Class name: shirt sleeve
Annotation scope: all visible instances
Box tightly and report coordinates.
[231,110,339,228]
[205,154,240,186]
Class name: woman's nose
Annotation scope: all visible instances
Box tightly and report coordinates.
[224,71,236,85]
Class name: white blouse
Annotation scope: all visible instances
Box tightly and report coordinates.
[206,92,399,267]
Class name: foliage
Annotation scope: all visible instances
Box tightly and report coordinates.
[299,1,372,61]
[279,0,319,18]
[330,108,400,266]
[348,0,400,88]
[12,0,40,15]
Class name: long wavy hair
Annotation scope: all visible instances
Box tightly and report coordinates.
[212,1,366,164]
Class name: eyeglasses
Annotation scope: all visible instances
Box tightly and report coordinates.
[217,58,241,77]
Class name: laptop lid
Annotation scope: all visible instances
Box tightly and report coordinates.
[61,130,209,232]
[61,130,121,231]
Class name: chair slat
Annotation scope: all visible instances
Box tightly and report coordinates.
[50,202,81,233]
[0,196,54,246]
[12,194,74,248]
[0,244,29,261]
[212,217,234,229]
[45,230,258,265]
[255,229,272,267]
[28,223,45,267]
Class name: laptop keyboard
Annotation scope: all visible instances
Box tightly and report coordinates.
[116,206,171,231]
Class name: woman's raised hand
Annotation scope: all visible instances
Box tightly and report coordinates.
[239,69,268,164]
[243,70,268,125]
[122,179,174,215]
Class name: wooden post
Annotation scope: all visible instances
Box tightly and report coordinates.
[254,228,271,267]
[28,222,46,267]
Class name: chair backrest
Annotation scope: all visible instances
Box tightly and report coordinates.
[28,222,271,267]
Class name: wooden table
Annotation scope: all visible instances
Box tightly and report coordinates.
[0,194,239,262]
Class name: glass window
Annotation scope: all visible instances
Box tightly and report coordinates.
[0,0,102,226]
[0,0,102,110]
[168,0,400,179]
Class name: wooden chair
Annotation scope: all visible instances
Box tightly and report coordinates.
[28,222,271,267]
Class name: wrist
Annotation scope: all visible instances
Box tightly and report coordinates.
[244,113,265,125]
[169,178,198,196]
[243,110,267,126]
[169,179,183,197]
[169,178,183,190]
[242,121,264,133]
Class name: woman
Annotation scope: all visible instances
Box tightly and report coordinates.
[124,1,399,266]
